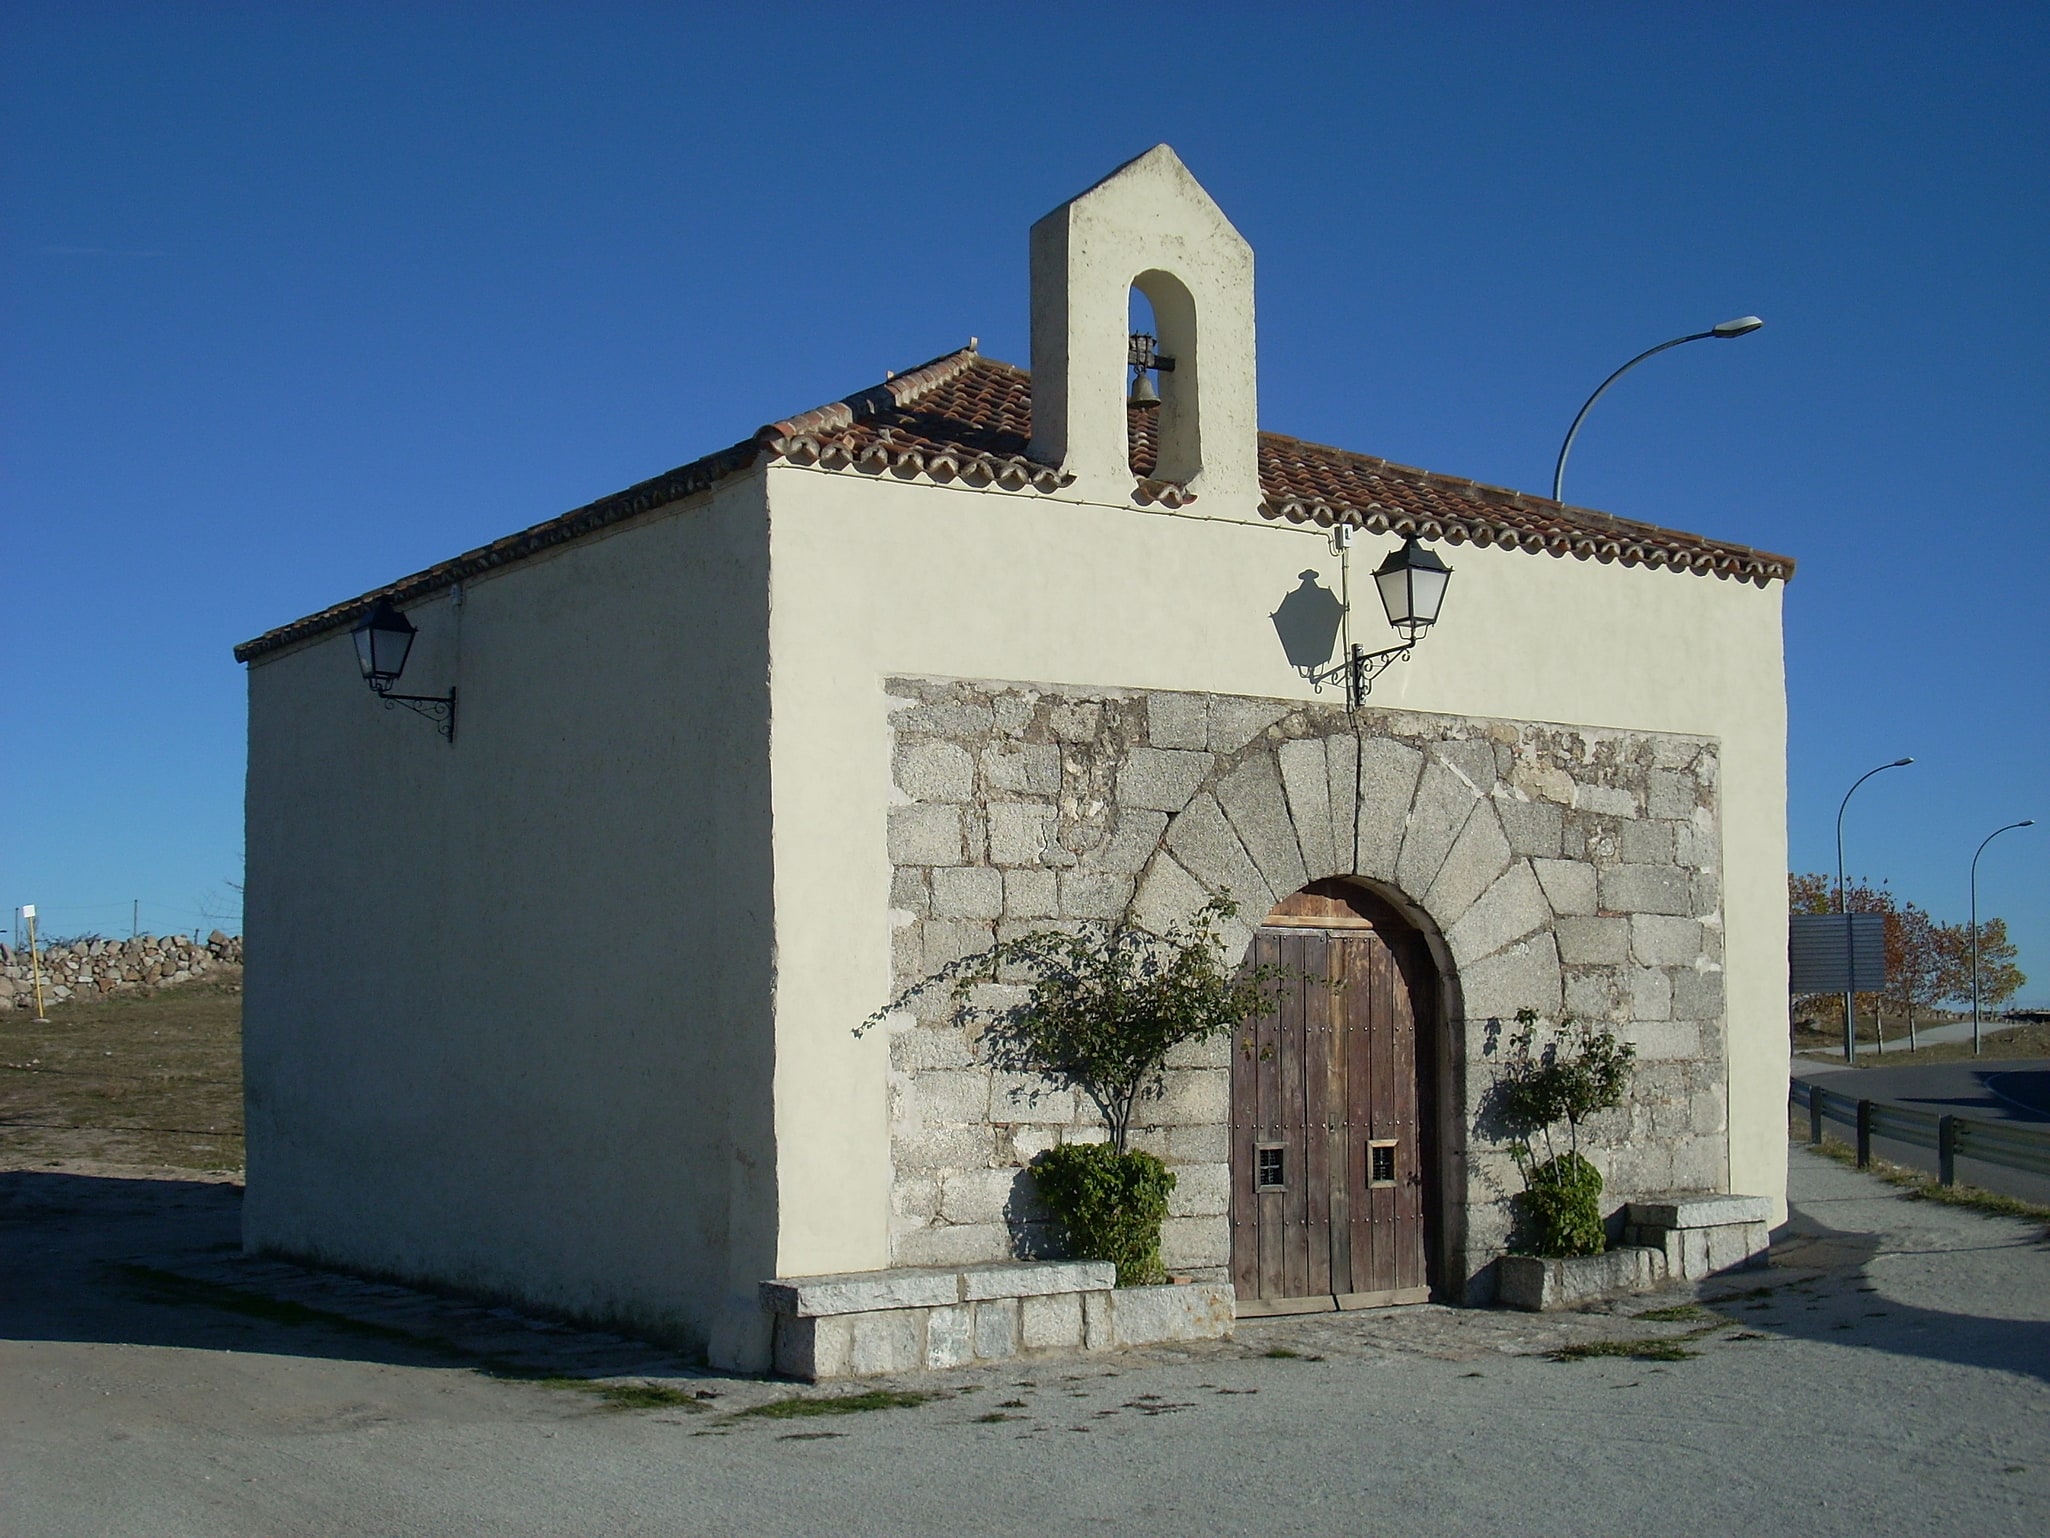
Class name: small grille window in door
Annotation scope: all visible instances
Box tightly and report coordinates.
[1367,1139,1398,1187]
[1256,1144,1286,1190]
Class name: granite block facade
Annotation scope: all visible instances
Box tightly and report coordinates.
[882,677,1728,1301]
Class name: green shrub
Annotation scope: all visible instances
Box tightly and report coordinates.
[1030,1142,1177,1287]
[1520,1151,1606,1257]
[1484,1008,1636,1259]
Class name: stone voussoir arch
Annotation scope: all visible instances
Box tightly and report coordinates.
[1120,706,1565,1031]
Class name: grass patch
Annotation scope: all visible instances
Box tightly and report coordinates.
[1262,1346,1304,1359]
[1795,1019,2050,1064]
[1802,1134,2050,1232]
[118,1264,707,1411]
[1,972,243,1170]
[973,1411,1025,1423]
[1550,1314,1729,1363]
[731,1389,939,1421]
[577,1381,706,1412]
[116,1264,431,1351]
[1550,1337,1702,1363]
[1634,1304,1706,1322]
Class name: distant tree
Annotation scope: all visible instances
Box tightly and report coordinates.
[1934,917,2026,1013]
[1789,872,1897,918]
[1788,872,1832,915]
[1883,902,1946,1047]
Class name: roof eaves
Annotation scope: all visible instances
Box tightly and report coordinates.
[235,347,1004,664]
[232,433,769,663]
[1254,431,1796,586]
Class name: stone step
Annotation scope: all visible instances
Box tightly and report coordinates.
[760,1261,1232,1380]
[1624,1191,1772,1282]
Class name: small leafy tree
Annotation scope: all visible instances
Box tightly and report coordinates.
[907,895,1288,1152]
[1485,1008,1636,1258]
[862,894,1300,1284]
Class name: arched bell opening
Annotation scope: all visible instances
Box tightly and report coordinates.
[1230,877,1460,1313]
[1128,268,1200,484]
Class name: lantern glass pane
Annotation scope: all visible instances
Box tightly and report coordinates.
[353,625,377,678]
[372,621,414,681]
[1407,565,1451,624]
[1374,564,1414,627]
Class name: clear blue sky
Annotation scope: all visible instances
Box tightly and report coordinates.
[4,3,2044,1001]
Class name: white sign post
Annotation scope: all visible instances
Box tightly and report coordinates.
[21,904,48,1023]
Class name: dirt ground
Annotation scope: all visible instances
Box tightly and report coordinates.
[0,971,242,1171]
[4,1149,2047,1537]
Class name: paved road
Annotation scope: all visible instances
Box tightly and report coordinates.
[1794,1057,2050,1204]
[4,1154,2048,1537]
[1798,1057,2050,1122]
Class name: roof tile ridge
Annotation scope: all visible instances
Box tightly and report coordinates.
[759,346,985,444]
[880,346,985,406]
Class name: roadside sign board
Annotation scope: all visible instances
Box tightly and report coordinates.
[1789,912,1887,993]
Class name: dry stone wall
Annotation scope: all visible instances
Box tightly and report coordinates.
[0,932,242,1010]
[882,676,1727,1301]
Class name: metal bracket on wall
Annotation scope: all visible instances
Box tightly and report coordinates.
[372,683,458,744]
[1306,642,1415,710]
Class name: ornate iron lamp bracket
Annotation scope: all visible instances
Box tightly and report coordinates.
[370,679,458,743]
[1307,641,1414,710]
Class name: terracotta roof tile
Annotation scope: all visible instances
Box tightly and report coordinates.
[236,348,1792,662]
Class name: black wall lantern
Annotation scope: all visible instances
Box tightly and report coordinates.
[1308,534,1453,707]
[1373,536,1453,645]
[351,597,457,743]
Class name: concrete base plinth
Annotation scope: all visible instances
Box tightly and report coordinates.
[1497,1247,1668,1312]
[1624,1193,1771,1281]
[762,1261,1233,1380]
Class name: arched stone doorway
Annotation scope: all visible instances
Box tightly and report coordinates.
[1231,878,1441,1314]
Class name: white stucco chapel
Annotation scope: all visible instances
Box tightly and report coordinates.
[236,147,1795,1374]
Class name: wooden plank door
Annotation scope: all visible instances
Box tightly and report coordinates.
[1231,922,1428,1312]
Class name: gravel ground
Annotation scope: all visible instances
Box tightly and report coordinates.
[3,1147,2046,1537]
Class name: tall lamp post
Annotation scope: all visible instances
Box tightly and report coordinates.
[1970,819,2036,1056]
[1552,317,1764,504]
[1836,757,1914,1063]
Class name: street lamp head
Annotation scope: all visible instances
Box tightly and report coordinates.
[1712,316,1764,338]
[1372,537,1453,643]
[1892,756,1915,767]
[351,597,417,692]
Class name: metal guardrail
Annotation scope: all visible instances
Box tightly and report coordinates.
[1791,1079,2050,1183]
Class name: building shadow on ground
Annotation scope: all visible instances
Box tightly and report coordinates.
[0,1169,521,1373]
[1745,1207,2050,1386]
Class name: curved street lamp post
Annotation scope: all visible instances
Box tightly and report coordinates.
[1836,758,1913,1064]
[1970,820,2036,1056]
[1552,317,1763,504]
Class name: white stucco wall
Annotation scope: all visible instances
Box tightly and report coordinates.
[242,472,776,1359]
[763,465,1789,1284]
